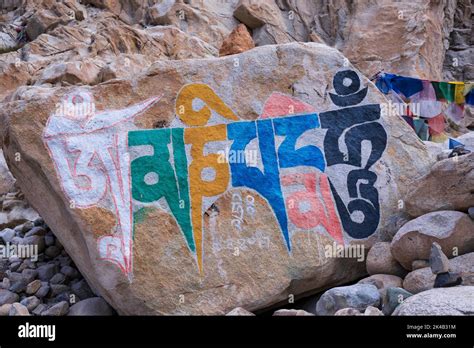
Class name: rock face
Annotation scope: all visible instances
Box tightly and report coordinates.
[404,154,474,217]
[391,211,474,270]
[393,286,474,315]
[0,42,435,315]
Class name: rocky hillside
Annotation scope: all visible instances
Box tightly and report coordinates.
[0,0,473,316]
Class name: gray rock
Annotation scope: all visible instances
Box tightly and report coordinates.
[9,302,30,316]
[26,279,42,295]
[0,228,16,243]
[364,306,383,315]
[358,274,403,303]
[334,308,362,316]
[21,269,38,284]
[60,265,79,279]
[393,286,474,315]
[434,272,463,288]
[430,242,450,274]
[50,273,66,284]
[44,234,55,247]
[225,307,255,316]
[273,309,314,316]
[21,235,45,253]
[315,284,380,315]
[366,242,407,277]
[1,277,10,289]
[50,284,69,297]
[32,303,47,316]
[24,226,46,238]
[35,284,50,298]
[20,296,40,311]
[468,207,474,220]
[71,279,94,300]
[68,297,115,316]
[9,281,26,293]
[41,301,69,316]
[36,263,57,281]
[45,245,61,258]
[382,287,413,315]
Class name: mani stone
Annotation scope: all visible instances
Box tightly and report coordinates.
[429,242,450,274]
[1,42,434,315]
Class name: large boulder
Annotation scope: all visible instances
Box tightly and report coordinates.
[391,211,474,270]
[403,252,474,294]
[0,43,433,315]
[404,154,474,217]
[393,286,474,315]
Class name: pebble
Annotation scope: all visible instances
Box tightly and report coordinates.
[45,246,61,258]
[0,289,19,305]
[50,273,66,284]
[468,207,474,220]
[9,302,30,316]
[50,284,69,297]
[36,263,57,281]
[0,228,15,243]
[26,279,42,295]
[32,303,47,316]
[20,296,40,311]
[61,265,79,279]
[434,272,463,288]
[35,284,50,298]
[0,303,12,316]
[71,279,94,300]
[41,301,69,316]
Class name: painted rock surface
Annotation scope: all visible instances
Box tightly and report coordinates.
[0,43,434,314]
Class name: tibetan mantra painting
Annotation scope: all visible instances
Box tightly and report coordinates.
[43,70,387,279]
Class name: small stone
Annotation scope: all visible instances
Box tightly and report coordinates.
[20,296,40,311]
[44,234,55,246]
[412,260,430,270]
[50,284,69,297]
[1,277,11,289]
[26,279,42,295]
[32,303,47,316]
[429,242,450,274]
[9,302,30,316]
[334,308,362,316]
[382,287,413,316]
[366,242,407,277]
[61,265,79,279]
[219,23,255,56]
[21,235,45,253]
[50,273,66,284]
[9,262,21,272]
[68,297,115,316]
[21,269,38,283]
[468,207,474,220]
[24,226,46,238]
[0,290,19,306]
[33,217,44,227]
[272,309,314,316]
[9,281,27,293]
[35,284,50,298]
[36,263,57,281]
[71,279,94,300]
[45,245,61,258]
[0,303,12,316]
[225,307,255,316]
[364,306,383,316]
[0,228,15,243]
[41,301,69,316]
[434,272,463,288]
